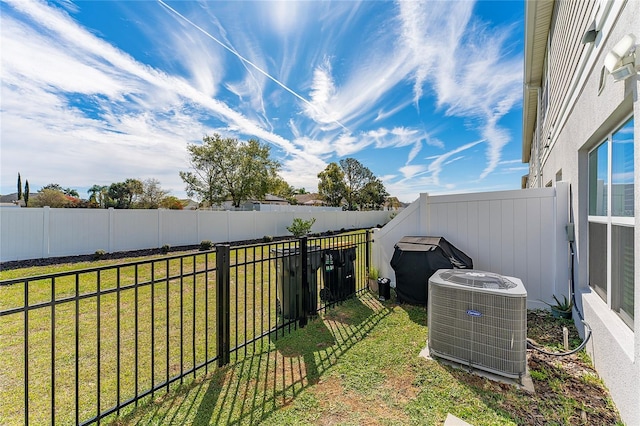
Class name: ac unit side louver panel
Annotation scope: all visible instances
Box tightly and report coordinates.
[428,270,527,379]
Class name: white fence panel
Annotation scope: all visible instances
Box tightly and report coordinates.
[112,210,158,252]
[161,210,198,247]
[198,211,231,243]
[0,208,391,262]
[372,185,569,309]
[1,208,45,261]
[49,208,109,257]
[227,212,258,242]
[371,199,421,280]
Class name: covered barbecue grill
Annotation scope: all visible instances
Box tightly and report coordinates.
[390,236,473,305]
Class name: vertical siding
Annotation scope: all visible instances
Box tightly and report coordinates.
[545,0,596,134]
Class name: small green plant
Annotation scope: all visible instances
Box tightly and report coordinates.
[262,235,274,243]
[161,244,171,254]
[368,266,379,281]
[286,218,316,238]
[93,249,106,260]
[529,369,548,381]
[199,240,213,251]
[544,294,573,312]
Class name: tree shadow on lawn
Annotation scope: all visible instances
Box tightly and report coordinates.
[116,295,391,425]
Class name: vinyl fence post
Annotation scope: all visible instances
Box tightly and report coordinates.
[366,229,371,278]
[299,236,308,328]
[216,244,231,366]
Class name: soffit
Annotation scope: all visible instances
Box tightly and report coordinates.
[522,0,554,163]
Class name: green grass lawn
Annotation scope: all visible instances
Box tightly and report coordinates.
[0,247,288,425]
[1,230,621,426]
[0,233,370,425]
[111,293,622,426]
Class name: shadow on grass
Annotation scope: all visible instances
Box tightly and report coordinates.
[116,294,391,425]
[393,299,427,326]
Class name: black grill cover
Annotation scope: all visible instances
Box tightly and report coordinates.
[390,236,473,305]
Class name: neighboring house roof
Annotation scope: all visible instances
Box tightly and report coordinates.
[180,199,199,210]
[294,193,325,205]
[261,194,289,204]
[522,0,554,163]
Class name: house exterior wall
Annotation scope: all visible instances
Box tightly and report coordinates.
[523,1,639,423]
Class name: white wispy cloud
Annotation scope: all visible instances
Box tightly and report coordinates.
[0,0,319,194]
[1,0,523,202]
[397,0,522,181]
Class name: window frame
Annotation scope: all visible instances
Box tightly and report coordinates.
[587,114,634,329]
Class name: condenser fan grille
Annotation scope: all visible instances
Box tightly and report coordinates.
[439,270,517,290]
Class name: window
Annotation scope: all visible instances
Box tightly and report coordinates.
[588,116,634,329]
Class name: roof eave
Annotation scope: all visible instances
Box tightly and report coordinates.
[522,0,554,163]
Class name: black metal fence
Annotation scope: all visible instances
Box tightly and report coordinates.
[0,230,370,425]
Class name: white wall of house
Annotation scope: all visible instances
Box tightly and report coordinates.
[0,208,391,262]
[523,1,639,423]
[371,185,569,311]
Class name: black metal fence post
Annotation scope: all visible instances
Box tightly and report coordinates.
[299,237,308,328]
[216,244,231,367]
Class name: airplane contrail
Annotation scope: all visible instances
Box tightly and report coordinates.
[157,0,351,133]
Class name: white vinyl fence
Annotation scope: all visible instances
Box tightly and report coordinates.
[371,184,570,310]
[0,208,391,262]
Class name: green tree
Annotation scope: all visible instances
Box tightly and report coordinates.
[317,162,347,207]
[104,179,143,208]
[32,188,69,208]
[179,134,281,208]
[317,158,388,210]
[125,178,143,206]
[41,183,63,192]
[41,183,79,198]
[137,178,169,209]
[360,178,389,210]
[340,158,375,210]
[106,182,129,208]
[268,175,296,203]
[24,180,30,207]
[87,185,109,208]
[64,188,79,198]
[17,173,22,200]
[386,196,402,210]
[159,196,184,210]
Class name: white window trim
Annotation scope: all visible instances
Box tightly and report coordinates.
[587,113,634,325]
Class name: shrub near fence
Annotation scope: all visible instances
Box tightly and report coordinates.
[0,230,370,425]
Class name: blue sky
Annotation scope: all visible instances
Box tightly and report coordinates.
[0,0,526,203]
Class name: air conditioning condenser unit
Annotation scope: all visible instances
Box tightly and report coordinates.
[428,269,527,380]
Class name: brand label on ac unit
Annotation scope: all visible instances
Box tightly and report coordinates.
[466,309,482,317]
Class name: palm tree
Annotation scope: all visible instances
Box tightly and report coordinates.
[88,185,101,204]
[88,184,109,207]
